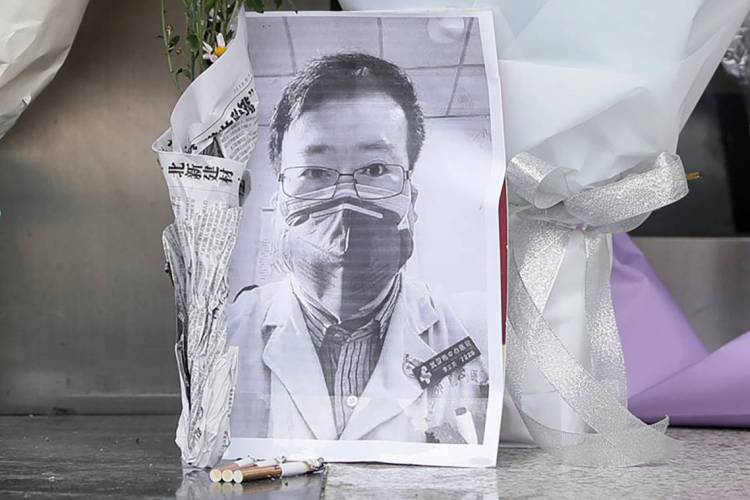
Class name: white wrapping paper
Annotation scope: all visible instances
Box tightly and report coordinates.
[341,0,750,460]
[0,0,88,140]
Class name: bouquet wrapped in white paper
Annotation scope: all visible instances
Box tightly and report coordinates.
[342,0,750,465]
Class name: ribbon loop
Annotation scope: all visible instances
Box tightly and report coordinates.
[507,152,687,466]
[509,152,688,233]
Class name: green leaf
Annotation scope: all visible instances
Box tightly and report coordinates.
[274,0,283,8]
[244,0,265,13]
[187,33,200,51]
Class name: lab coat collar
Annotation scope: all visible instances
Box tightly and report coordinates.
[261,277,338,440]
[261,276,441,441]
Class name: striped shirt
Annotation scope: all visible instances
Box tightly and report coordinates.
[296,275,402,436]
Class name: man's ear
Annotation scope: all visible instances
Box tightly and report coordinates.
[409,184,419,224]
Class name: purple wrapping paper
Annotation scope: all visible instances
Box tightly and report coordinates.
[612,233,750,427]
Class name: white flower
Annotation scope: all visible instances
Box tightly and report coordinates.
[201,33,227,63]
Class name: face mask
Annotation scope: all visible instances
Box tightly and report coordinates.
[276,190,414,320]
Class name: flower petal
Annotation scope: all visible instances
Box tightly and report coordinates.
[217,33,225,48]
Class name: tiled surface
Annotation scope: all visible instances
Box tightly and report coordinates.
[462,20,485,65]
[1,415,749,499]
[246,15,490,121]
[381,17,466,67]
[408,67,460,117]
[287,17,381,68]
[450,65,492,116]
[253,76,289,126]
[246,17,296,76]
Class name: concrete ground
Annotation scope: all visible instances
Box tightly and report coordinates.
[0,416,748,499]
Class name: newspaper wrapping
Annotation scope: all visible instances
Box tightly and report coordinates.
[153,16,258,468]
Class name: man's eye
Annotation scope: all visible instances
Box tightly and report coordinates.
[362,163,387,177]
[301,168,332,180]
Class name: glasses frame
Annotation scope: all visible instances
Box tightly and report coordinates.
[278,163,412,201]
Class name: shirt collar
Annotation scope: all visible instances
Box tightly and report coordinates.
[262,275,440,336]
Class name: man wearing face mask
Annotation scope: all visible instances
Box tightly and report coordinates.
[229,52,489,444]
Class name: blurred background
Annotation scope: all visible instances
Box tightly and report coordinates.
[0,0,748,415]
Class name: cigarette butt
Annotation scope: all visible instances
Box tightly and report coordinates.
[214,456,257,482]
[232,464,282,483]
[228,458,282,483]
[686,171,703,181]
[454,407,478,444]
[234,456,258,468]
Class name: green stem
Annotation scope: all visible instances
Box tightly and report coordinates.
[160,0,174,74]
[196,0,206,74]
[222,0,229,32]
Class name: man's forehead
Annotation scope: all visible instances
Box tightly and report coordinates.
[301,139,397,155]
[292,93,406,124]
[282,93,409,158]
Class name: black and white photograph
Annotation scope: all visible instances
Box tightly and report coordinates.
[225,10,505,466]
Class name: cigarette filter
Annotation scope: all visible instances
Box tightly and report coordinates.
[210,456,256,483]
[455,407,479,444]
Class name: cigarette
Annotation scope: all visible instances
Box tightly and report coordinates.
[229,457,286,483]
[454,407,478,444]
[232,458,325,484]
[209,456,257,483]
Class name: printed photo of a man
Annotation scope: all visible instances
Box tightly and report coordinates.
[228,52,489,444]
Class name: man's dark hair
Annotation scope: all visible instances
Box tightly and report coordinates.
[269,52,425,170]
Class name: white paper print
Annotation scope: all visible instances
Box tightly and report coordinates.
[224,10,506,467]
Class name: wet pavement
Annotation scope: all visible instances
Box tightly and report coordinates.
[0,415,748,499]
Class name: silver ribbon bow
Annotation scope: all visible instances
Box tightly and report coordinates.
[507,152,687,466]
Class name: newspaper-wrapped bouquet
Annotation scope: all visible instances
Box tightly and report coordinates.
[153,11,259,467]
[341,0,750,465]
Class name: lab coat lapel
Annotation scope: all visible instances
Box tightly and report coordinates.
[261,281,337,440]
[339,283,439,441]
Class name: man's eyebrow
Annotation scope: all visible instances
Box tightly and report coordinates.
[302,144,333,154]
[358,140,394,152]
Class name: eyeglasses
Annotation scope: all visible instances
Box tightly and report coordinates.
[278,163,410,200]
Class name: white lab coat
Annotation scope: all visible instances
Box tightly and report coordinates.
[228,276,489,443]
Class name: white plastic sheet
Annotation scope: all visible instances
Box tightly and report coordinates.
[0,0,88,140]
